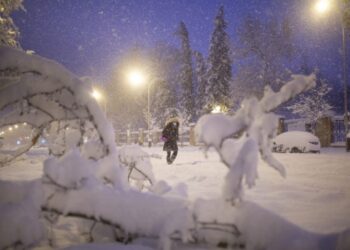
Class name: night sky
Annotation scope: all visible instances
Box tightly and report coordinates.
[12,0,347,90]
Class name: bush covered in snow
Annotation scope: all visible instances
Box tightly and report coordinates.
[118,144,155,190]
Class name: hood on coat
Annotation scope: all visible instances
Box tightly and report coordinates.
[165,117,180,126]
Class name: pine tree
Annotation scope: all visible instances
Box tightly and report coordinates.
[0,0,23,48]
[206,6,232,113]
[176,21,195,122]
[193,51,208,116]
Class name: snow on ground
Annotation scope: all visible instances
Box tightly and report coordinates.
[1,145,350,248]
[146,146,350,235]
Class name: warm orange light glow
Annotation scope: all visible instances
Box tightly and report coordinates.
[314,0,331,14]
[127,69,146,87]
[91,88,102,101]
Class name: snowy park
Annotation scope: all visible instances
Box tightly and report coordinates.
[1,0,350,249]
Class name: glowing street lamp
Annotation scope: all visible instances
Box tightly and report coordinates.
[91,88,102,101]
[91,88,107,113]
[126,68,152,147]
[313,0,349,151]
[314,0,331,14]
[127,69,146,87]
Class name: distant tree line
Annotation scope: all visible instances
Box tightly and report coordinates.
[106,5,336,131]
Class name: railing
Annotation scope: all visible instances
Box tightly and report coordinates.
[283,116,346,146]
[115,126,195,146]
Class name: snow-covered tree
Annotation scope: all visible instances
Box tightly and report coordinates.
[0,47,121,166]
[196,74,316,202]
[287,79,333,132]
[176,21,195,123]
[235,15,294,99]
[206,6,232,113]
[0,0,23,48]
[193,51,208,117]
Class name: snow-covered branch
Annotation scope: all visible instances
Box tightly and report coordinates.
[0,47,117,163]
[0,126,42,166]
[118,145,155,189]
[286,79,333,129]
[195,74,316,202]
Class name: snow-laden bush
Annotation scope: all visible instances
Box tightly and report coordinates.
[195,74,316,202]
[0,47,128,248]
[118,144,155,190]
[41,150,193,245]
[0,179,44,249]
[0,46,117,165]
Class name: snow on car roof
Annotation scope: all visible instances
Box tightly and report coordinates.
[274,131,319,147]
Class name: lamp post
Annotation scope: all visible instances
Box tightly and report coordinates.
[314,0,349,151]
[127,68,152,147]
[341,21,349,151]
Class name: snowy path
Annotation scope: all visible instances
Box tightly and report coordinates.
[145,146,350,234]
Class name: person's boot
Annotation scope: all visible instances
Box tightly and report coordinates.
[169,151,177,163]
[166,151,172,164]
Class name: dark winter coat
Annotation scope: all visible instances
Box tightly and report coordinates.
[162,120,179,151]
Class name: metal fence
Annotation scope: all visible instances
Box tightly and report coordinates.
[115,127,193,146]
[284,116,346,146]
[333,118,346,143]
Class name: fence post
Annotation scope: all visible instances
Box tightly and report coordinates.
[127,126,131,144]
[315,117,332,147]
[138,128,144,145]
[189,124,196,146]
[277,117,285,135]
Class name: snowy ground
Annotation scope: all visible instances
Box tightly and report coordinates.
[146,146,350,235]
[1,146,350,249]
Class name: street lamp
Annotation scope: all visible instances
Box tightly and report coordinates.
[91,88,107,113]
[127,69,146,87]
[126,68,152,147]
[313,0,349,151]
[314,0,332,14]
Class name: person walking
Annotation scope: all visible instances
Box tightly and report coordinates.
[162,117,179,164]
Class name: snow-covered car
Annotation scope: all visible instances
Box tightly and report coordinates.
[272,131,321,153]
